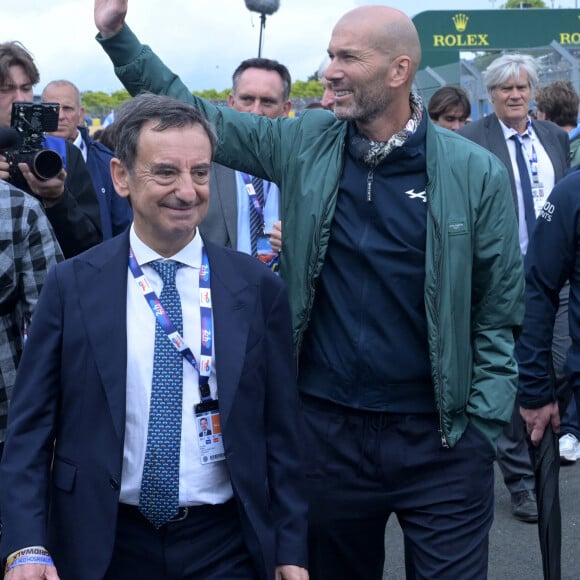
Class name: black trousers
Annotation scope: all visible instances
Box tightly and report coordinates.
[498,283,572,493]
[301,395,495,580]
[104,499,257,580]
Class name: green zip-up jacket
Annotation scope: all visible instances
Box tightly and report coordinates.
[99,25,524,448]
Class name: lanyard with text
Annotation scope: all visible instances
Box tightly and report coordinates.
[241,172,269,224]
[241,173,280,273]
[512,125,540,186]
[128,247,214,403]
[512,122,545,216]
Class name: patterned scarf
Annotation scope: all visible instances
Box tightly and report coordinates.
[352,93,424,169]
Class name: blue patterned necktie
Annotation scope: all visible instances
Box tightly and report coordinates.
[250,176,265,257]
[139,260,184,528]
[511,134,536,241]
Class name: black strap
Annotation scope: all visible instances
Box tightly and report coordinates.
[0,290,19,317]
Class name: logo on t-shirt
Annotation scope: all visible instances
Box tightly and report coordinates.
[404,189,427,203]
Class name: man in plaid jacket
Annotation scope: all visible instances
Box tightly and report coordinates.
[0,180,62,452]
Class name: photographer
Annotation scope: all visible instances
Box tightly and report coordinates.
[42,79,132,239]
[0,42,102,258]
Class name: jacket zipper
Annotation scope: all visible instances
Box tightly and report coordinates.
[366,169,374,202]
[426,192,449,448]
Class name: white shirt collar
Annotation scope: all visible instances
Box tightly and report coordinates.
[498,116,535,142]
[129,224,203,270]
[72,130,87,162]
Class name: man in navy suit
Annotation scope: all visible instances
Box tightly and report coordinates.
[0,93,308,580]
[459,53,569,524]
[198,418,212,437]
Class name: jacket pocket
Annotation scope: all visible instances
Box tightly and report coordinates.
[52,458,77,492]
[447,217,469,236]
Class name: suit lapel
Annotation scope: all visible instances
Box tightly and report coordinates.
[213,164,239,250]
[72,234,256,437]
[533,121,564,183]
[205,241,254,428]
[487,114,519,213]
[75,232,130,439]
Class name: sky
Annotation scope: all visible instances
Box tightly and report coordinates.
[3,0,579,95]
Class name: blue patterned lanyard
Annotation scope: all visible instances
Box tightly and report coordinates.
[241,172,269,220]
[128,247,214,402]
[511,121,540,186]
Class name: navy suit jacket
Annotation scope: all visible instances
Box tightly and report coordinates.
[79,126,133,240]
[458,113,569,219]
[0,230,307,580]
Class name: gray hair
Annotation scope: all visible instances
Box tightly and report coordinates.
[42,79,81,107]
[317,55,330,81]
[113,93,218,173]
[483,53,539,97]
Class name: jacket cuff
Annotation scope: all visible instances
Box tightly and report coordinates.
[96,23,143,68]
[517,392,556,410]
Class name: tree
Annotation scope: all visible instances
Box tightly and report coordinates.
[110,89,131,107]
[290,80,323,99]
[81,76,325,121]
[193,88,230,101]
[501,0,547,7]
[82,91,112,110]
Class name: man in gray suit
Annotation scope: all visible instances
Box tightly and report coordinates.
[201,58,291,259]
[459,53,569,523]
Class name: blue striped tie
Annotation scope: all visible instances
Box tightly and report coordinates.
[250,176,265,257]
[139,260,184,528]
[511,134,536,241]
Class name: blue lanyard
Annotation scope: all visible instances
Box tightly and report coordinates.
[128,247,214,401]
[241,173,269,221]
[512,122,540,186]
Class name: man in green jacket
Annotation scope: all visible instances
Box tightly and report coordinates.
[95,2,524,578]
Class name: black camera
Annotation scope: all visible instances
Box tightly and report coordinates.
[0,102,63,191]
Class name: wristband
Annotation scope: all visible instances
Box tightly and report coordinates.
[8,554,54,570]
[5,546,52,575]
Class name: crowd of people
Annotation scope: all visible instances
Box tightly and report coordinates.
[0,0,578,579]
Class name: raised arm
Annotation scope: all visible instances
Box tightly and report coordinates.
[94,0,127,38]
[93,0,296,185]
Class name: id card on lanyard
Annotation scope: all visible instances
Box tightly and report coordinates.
[129,247,225,465]
[241,173,280,273]
[515,127,546,217]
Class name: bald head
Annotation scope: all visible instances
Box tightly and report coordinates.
[333,6,421,77]
[325,5,422,140]
[42,79,85,142]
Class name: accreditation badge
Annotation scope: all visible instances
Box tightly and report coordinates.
[532,182,546,218]
[257,235,279,274]
[194,399,225,464]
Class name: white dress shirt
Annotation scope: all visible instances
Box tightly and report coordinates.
[120,226,233,506]
[72,131,88,162]
[235,171,280,254]
[499,118,556,255]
